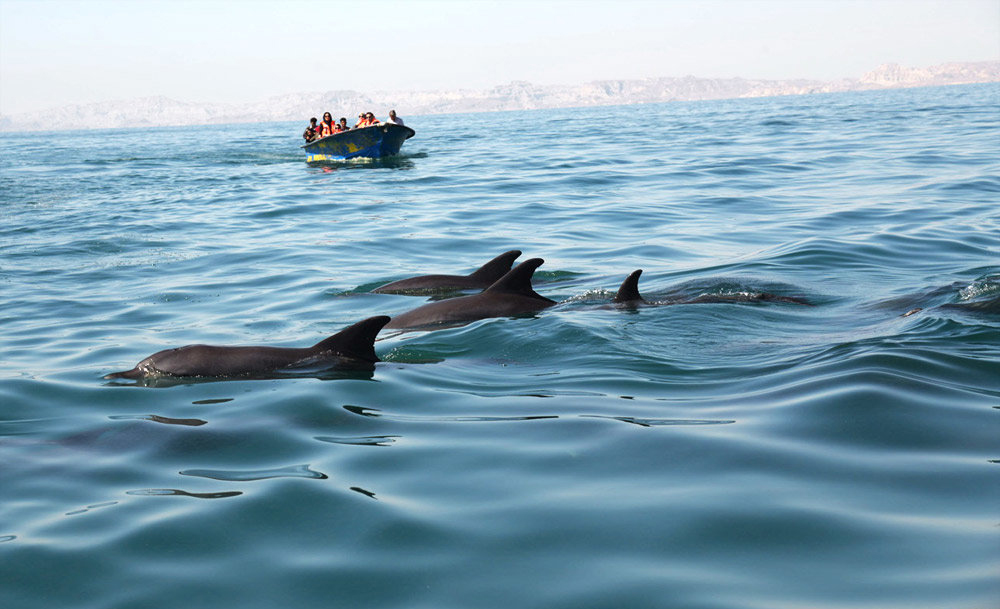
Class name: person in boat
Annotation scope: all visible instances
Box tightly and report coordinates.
[354,113,367,128]
[366,111,381,126]
[337,117,350,132]
[318,112,336,138]
[385,110,404,126]
[303,117,318,142]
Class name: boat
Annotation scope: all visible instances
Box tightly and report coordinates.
[302,123,415,162]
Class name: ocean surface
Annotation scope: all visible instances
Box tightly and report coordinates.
[1,84,998,609]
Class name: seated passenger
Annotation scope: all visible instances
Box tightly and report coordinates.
[318,112,336,137]
[303,117,318,142]
[385,110,404,126]
[365,112,381,126]
[338,117,350,132]
[354,113,366,128]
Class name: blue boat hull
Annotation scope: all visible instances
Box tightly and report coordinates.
[302,124,415,162]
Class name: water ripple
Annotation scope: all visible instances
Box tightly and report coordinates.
[1,84,998,609]
[179,464,328,481]
[126,489,243,499]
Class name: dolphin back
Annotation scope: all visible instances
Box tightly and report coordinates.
[941,295,1000,315]
[311,315,391,362]
[105,316,391,380]
[484,258,554,303]
[613,270,644,304]
[468,250,522,283]
[373,250,522,294]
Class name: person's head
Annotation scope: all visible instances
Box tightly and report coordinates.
[339,117,347,124]
[323,112,332,122]
[389,110,397,119]
[310,117,317,125]
[366,112,375,119]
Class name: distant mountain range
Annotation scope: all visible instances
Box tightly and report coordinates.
[2,61,997,132]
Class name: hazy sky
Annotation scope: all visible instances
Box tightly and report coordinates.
[1,0,997,115]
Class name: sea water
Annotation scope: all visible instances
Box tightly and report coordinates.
[1,84,998,609]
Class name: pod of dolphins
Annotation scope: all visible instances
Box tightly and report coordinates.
[106,250,546,381]
[105,249,995,382]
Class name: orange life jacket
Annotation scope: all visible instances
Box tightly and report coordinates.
[319,121,335,137]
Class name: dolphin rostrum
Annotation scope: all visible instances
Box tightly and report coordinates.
[372,250,522,294]
[384,258,555,329]
[105,316,391,380]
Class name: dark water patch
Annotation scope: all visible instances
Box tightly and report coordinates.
[126,489,243,499]
[343,405,559,424]
[65,501,119,516]
[897,151,978,166]
[315,435,400,446]
[582,415,735,427]
[760,118,796,127]
[108,414,207,426]
[350,486,378,499]
[179,464,328,481]
[926,176,1000,193]
[697,160,761,176]
[342,405,734,429]
[191,398,234,405]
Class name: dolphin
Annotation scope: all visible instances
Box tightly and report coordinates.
[104,316,390,380]
[384,258,555,329]
[940,295,1000,315]
[612,269,645,305]
[612,270,812,307]
[682,292,813,305]
[373,250,522,294]
[869,283,999,317]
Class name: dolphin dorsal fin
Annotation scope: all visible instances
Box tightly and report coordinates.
[312,316,391,362]
[613,270,644,303]
[484,258,554,302]
[469,250,522,282]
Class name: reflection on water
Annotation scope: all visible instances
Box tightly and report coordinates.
[108,414,208,426]
[179,464,329,481]
[126,489,243,499]
[306,155,418,171]
[315,435,400,446]
[103,366,377,387]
